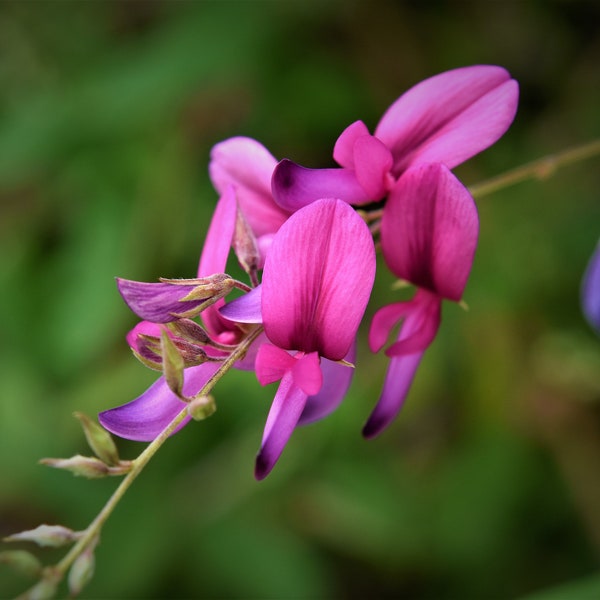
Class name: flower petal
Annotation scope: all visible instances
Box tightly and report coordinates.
[262,198,376,361]
[292,352,323,396]
[209,137,289,237]
[271,159,370,210]
[374,65,519,173]
[381,163,478,301]
[299,343,356,425]
[333,120,370,168]
[116,279,206,323]
[255,343,296,385]
[219,285,263,323]
[582,240,600,333]
[255,373,308,480]
[362,351,425,438]
[98,362,221,441]
[197,185,238,338]
[126,321,163,353]
[353,135,394,200]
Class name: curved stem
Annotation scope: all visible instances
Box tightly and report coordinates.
[45,325,264,589]
[469,138,600,199]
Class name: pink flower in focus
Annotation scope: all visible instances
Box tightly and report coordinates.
[272,65,519,210]
[222,198,376,478]
[364,163,478,437]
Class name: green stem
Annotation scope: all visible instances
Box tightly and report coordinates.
[469,138,600,199]
[45,325,264,591]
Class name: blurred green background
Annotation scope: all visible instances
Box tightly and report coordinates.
[1,1,600,598]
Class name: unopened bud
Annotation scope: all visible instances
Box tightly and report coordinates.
[167,319,211,345]
[68,539,97,597]
[40,455,109,478]
[161,329,185,397]
[187,395,216,421]
[22,577,58,600]
[73,412,120,466]
[4,524,80,548]
[233,207,260,283]
[0,549,42,578]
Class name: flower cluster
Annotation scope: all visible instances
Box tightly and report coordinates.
[99,65,518,479]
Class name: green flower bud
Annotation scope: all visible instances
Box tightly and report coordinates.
[0,549,42,578]
[160,329,184,398]
[22,577,59,600]
[73,412,120,466]
[187,395,216,421]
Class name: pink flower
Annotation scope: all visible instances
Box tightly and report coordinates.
[100,138,287,443]
[272,65,518,210]
[364,163,478,437]
[222,198,376,478]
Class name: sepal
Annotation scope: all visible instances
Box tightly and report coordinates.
[39,455,133,478]
[73,412,120,467]
[4,525,81,548]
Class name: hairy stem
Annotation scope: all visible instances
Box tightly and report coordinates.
[44,325,264,592]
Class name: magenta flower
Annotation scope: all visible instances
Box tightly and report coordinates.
[222,198,376,478]
[99,138,287,443]
[272,65,518,210]
[364,163,478,437]
[582,240,600,334]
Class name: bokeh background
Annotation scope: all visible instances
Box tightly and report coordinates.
[1,1,600,598]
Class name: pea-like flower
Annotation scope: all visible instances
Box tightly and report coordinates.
[222,198,376,478]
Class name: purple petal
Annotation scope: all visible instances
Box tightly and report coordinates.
[255,372,308,480]
[374,65,519,173]
[291,352,322,396]
[209,137,289,237]
[126,321,163,352]
[219,285,263,323]
[261,198,376,361]
[271,159,370,210]
[255,343,296,385]
[116,279,206,323]
[197,186,238,337]
[198,185,237,278]
[353,135,394,200]
[299,343,356,425]
[362,351,425,438]
[98,362,221,441]
[582,241,600,333]
[333,120,370,168]
[363,293,441,437]
[381,163,478,302]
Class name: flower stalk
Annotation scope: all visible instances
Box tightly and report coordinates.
[22,325,263,599]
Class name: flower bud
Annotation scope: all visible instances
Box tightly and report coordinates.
[68,539,96,597]
[187,395,216,421]
[22,578,59,600]
[116,274,235,323]
[40,455,109,478]
[160,329,184,397]
[73,412,120,466]
[4,524,80,548]
[233,207,260,283]
[167,319,211,345]
[0,549,42,578]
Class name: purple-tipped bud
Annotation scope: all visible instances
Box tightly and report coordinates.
[116,274,235,322]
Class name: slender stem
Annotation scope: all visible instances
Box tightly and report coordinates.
[46,325,264,587]
[469,138,600,199]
